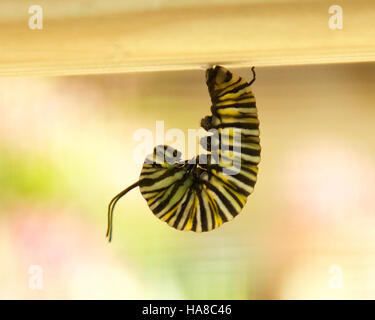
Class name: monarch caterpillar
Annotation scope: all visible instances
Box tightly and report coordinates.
[106,66,260,241]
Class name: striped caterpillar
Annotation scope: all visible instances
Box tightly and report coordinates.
[107,66,260,241]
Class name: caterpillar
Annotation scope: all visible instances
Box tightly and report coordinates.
[106,65,260,241]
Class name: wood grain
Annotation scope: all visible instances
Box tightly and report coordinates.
[0,0,374,76]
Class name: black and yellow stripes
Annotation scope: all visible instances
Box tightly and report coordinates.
[106,66,261,240]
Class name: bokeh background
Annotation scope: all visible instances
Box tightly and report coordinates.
[1,62,375,299]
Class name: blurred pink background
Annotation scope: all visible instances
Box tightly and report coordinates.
[1,63,375,299]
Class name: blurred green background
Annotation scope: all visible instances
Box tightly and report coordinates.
[1,63,375,299]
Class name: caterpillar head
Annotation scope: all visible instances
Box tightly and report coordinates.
[145,145,182,166]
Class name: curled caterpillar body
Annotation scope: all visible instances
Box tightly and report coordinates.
[107,66,260,241]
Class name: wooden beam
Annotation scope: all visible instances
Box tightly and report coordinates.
[0,0,374,76]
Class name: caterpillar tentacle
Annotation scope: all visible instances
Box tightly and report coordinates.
[106,181,139,242]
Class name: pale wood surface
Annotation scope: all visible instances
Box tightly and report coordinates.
[0,0,374,76]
